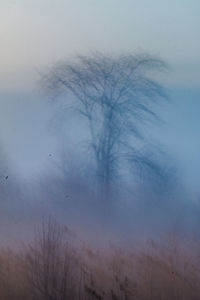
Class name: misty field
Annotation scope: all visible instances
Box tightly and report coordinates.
[0,1,199,299]
[0,218,199,300]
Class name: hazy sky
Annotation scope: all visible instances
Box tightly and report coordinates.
[0,1,200,198]
[0,0,199,90]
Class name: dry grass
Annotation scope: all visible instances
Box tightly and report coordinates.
[0,219,200,299]
[0,248,32,300]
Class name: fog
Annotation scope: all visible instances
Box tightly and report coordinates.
[0,1,200,249]
[0,86,199,247]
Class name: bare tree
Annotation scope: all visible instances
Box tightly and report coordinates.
[26,218,78,300]
[44,52,167,200]
[128,144,177,195]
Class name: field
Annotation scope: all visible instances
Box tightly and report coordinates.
[0,218,199,300]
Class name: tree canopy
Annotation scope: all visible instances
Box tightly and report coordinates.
[44,52,168,199]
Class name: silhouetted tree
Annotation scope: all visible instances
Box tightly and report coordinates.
[128,145,177,196]
[44,52,167,200]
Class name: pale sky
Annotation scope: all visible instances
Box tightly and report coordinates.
[0,0,200,199]
[0,0,199,90]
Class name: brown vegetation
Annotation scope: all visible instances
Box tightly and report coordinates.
[0,219,200,299]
